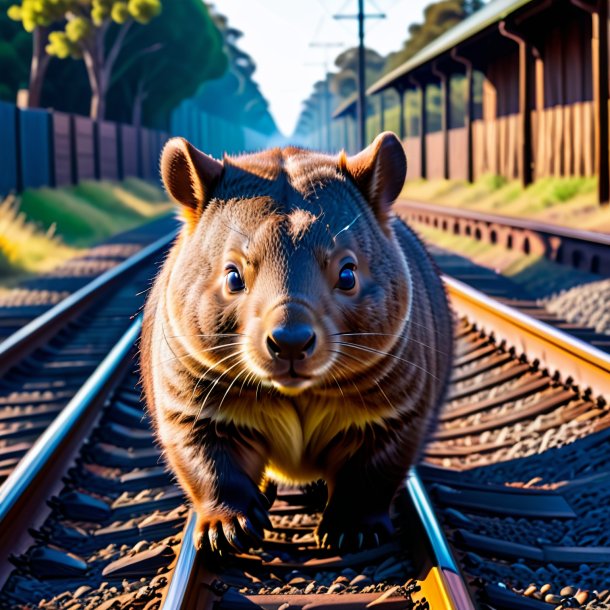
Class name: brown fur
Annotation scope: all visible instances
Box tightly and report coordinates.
[141,132,453,553]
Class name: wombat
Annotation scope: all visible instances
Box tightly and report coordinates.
[141,131,453,553]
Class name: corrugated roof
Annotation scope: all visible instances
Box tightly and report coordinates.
[332,0,535,119]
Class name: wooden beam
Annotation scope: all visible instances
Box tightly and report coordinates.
[520,40,534,186]
[499,21,534,187]
[593,1,610,205]
[451,47,474,183]
[396,86,406,140]
[410,77,427,179]
[421,83,428,180]
[432,62,450,179]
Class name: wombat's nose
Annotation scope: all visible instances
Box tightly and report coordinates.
[267,325,316,360]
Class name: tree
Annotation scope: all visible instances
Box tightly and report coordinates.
[106,0,226,129]
[0,0,30,102]
[331,47,385,99]
[43,0,162,119]
[385,0,470,72]
[6,0,68,107]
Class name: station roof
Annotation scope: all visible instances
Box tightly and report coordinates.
[333,94,358,119]
[332,0,534,119]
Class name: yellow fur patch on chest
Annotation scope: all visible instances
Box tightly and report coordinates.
[208,394,392,484]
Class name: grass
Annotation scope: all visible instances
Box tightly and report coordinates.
[0,194,78,286]
[402,175,610,232]
[18,179,172,247]
[0,179,172,289]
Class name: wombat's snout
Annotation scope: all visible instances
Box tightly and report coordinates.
[266,324,317,361]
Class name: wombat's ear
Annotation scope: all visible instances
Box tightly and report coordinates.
[340,131,407,223]
[160,137,223,227]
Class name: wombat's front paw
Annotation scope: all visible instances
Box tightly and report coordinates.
[315,508,394,551]
[194,471,272,554]
[194,503,272,554]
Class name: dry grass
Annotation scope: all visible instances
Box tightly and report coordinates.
[402,175,610,233]
[0,179,172,289]
[0,195,77,290]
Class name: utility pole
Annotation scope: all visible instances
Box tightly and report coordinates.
[334,1,385,149]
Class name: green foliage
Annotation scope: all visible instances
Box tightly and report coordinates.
[385,0,472,72]
[7,0,69,32]
[0,181,171,288]
[550,178,593,202]
[481,174,508,191]
[18,178,170,247]
[40,0,162,59]
[107,0,227,128]
[0,0,31,101]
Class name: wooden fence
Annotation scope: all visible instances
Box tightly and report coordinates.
[416,102,597,181]
[0,100,269,197]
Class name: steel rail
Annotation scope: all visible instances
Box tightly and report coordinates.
[444,275,610,399]
[160,511,198,610]
[162,475,477,610]
[0,316,142,577]
[407,467,477,610]
[0,230,177,376]
[398,198,610,246]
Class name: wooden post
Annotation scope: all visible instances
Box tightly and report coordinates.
[451,47,474,182]
[593,1,609,205]
[379,93,385,132]
[499,21,533,187]
[418,80,428,179]
[432,62,450,179]
[570,0,609,201]
[397,86,406,140]
[520,40,534,186]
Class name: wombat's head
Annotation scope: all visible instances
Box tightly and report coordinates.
[160,133,410,396]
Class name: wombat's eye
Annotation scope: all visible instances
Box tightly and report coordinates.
[336,263,356,291]
[225,266,245,293]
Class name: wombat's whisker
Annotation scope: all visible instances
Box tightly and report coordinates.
[331,332,448,356]
[185,351,242,425]
[374,379,394,410]
[332,212,363,241]
[218,361,250,411]
[331,341,440,382]
[221,218,250,243]
[152,342,244,370]
[192,355,246,429]
[166,332,244,340]
[328,371,346,401]
[239,370,257,397]
[325,352,367,407]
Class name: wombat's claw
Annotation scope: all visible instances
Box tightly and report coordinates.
[194,504,272,555]
[315,511,393,551]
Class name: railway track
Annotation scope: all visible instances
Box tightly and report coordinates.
[0,270,608,609]
[395,204,610,354]
[396,199,610,277]
[0,216,177,343]
[0,218,178,491]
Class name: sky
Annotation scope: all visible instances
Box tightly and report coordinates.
[212,0,432,136]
